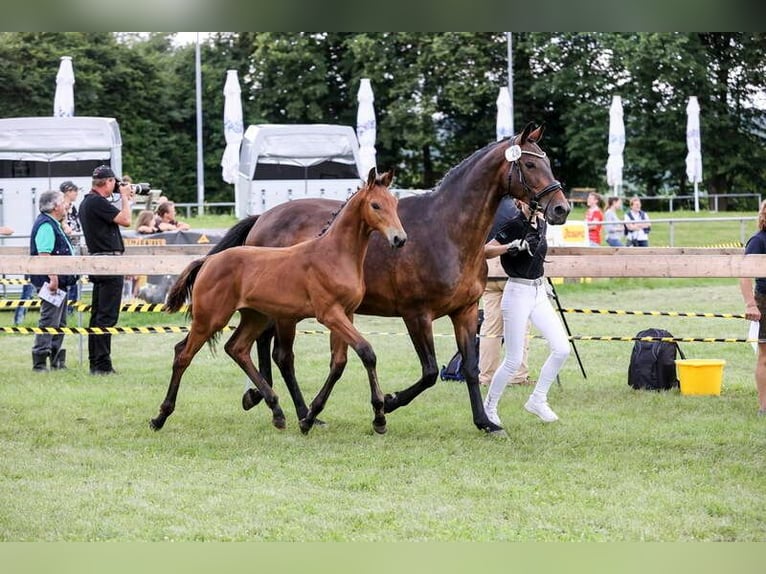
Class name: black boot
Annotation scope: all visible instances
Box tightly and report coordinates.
[51,349,67,370]
[32,352,50,372]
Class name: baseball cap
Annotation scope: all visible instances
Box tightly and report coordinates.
[59,180,78,193]
[92,165,116,179]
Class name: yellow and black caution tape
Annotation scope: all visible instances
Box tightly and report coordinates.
[562,308,746,320]
[0,325,237,335]
[0,278,29,285]
[0,299,189,313]
[532,334,760,344]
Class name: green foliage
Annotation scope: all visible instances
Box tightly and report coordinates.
[0,33,764,204]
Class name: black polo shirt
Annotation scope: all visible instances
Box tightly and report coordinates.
[79,190,125,254]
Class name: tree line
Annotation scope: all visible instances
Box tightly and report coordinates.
[0,32,763,207]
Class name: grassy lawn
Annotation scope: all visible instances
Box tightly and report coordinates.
[0,278,763,541]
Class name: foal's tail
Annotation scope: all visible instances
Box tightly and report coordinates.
[206,215,259,255]
[165,258,206,316]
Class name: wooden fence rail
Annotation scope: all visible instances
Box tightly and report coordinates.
[0,247,764,278]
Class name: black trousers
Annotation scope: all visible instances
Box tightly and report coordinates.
[88,275,123,372]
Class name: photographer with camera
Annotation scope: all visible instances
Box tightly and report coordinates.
[78,165,134,375]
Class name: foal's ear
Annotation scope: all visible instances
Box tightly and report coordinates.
[379,169,394,188]
[365,167,377,188]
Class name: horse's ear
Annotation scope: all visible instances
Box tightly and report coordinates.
[528,124,545,144]
[380,169,394,188]
[518,122,535,145]
[365,167,377,188]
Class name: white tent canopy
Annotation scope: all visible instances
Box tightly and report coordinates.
[0,116,122,163]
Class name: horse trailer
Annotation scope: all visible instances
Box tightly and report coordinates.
[235,124,364,218]
[0,116,122,244]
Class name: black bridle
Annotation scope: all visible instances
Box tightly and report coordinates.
[507,146,564,218]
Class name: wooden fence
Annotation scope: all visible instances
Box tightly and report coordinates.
[0,246,764,278]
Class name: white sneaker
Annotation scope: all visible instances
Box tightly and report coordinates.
[524,398,559,422]
[483,397,503,427]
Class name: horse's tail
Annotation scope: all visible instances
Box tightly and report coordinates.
[207,215,259,255]
[165,258,206,315]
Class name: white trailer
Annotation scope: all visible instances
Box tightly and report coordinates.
[235,124,364,217]
[0,116,122,244]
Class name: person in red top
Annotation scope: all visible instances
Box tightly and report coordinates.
[585,191,605,246]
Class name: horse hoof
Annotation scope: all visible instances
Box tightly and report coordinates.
[299,418,313,435]
[482,421,505,435]
[383,393,398,413]
[242,388,263,411]
[314,418,328,428]
[149,418,164,431]
[487,427,508,438]
[273,415,286,430]
[373,422,388,435]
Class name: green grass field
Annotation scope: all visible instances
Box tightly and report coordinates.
[0,277,763,541]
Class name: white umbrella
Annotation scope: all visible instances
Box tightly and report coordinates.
[686,96,703,212]
[53,56,75,117]
[221,69,244,185]
[496,86,513,141]
[356,78,376,176]
[606,95,625,196]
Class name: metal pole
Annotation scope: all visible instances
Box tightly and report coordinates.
[506,32,514,137]
[195,33,205,216]
[546,277,587,379]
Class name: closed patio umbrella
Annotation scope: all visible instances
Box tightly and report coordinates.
[686,96,703,212]
[606,95,625,196]
[356,78,377,176]
[53,56,74,117]
[221,69,244,185]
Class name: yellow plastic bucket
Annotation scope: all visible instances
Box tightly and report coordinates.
[675,359,726,396]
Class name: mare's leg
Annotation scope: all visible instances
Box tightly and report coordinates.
[299,330,349,434]
[304,310,385,435]
[449,305,503,434]
[383,313,439,412]
[242,321,275,410]
[270,320,315,421]
[224,309,286,430]
[150,326,209,431]
[383,307,501,434]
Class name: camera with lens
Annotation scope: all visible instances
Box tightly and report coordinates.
[113,180,152,195]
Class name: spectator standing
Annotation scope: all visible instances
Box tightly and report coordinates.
[585,192,605,246]
[29,190,78,371]
[78,165,133,375]
[604,196,624,247]
[482,200,571,427]
[480,196,534,388]
[60,181,83,314]
[739,199,766,416]
[624,196,651,247]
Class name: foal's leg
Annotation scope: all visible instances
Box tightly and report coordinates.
[304,309,386,435]
[242,322,274,410]
[299,329,349,434]
[224,309,286,430]
[150,328,209,431]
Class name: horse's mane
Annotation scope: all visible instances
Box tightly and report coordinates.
[432,139,500,193]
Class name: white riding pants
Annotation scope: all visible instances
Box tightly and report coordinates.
[487,279,571,403]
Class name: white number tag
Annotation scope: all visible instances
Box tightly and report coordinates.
[505,145,522,162]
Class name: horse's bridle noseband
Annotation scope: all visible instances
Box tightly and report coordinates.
[506,145,563,216]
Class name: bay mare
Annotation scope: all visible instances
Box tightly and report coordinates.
[211,123,570,434]
[150,169,406,434]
